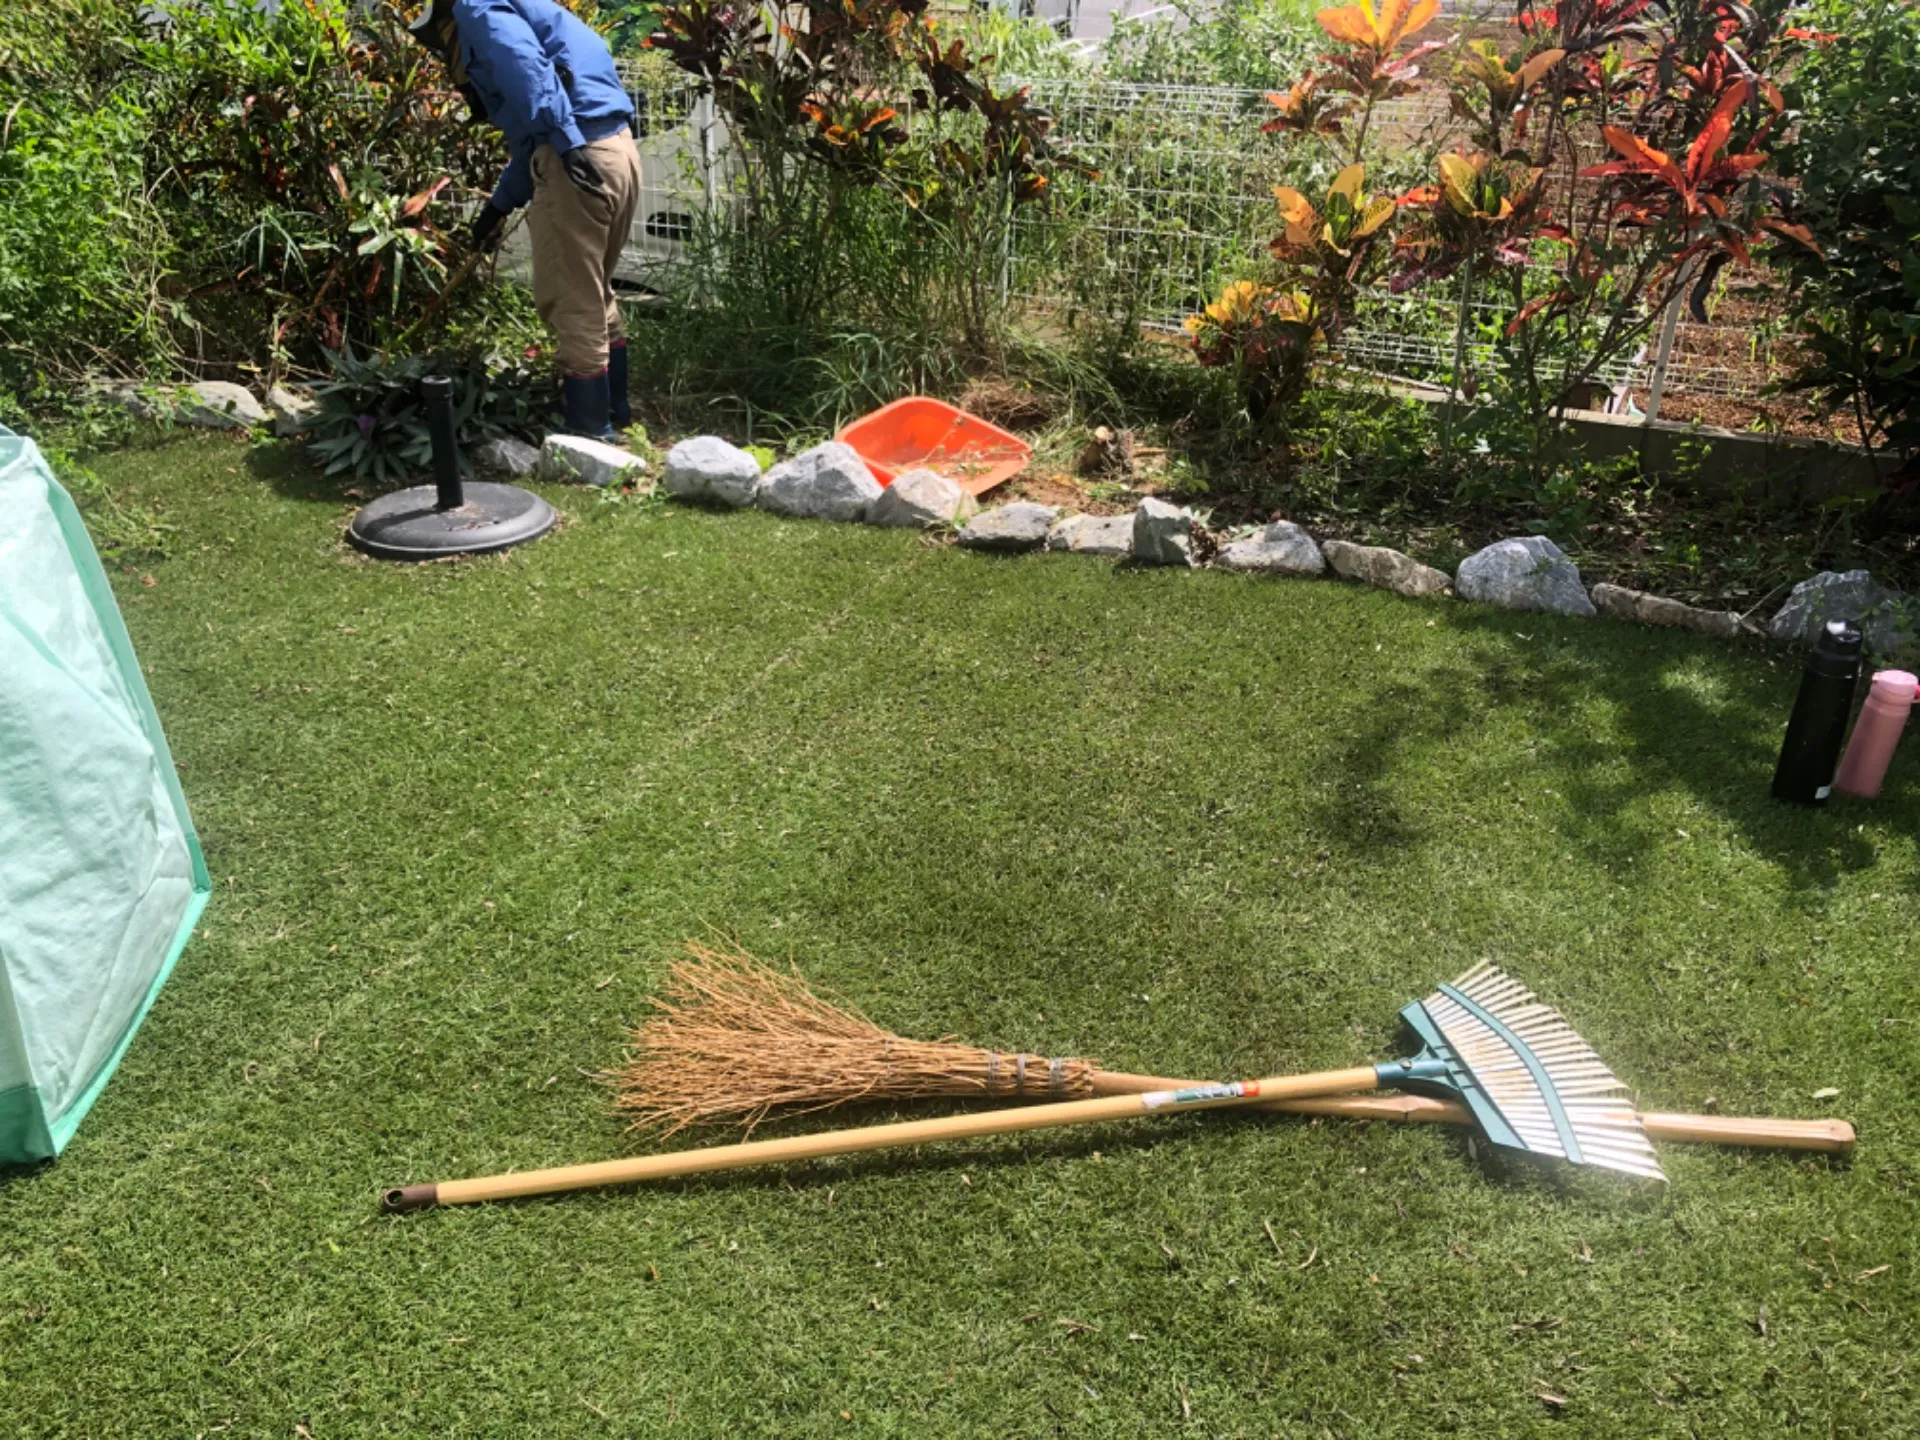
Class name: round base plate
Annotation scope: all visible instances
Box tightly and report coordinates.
[346,482,557,561]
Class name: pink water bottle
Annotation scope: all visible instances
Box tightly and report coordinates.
[1834,669,1919,799]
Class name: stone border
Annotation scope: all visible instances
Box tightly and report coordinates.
[646,435,1842,649]
[108,385,1901,655]
[97,379,321,437]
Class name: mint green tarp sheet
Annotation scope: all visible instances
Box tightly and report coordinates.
[0,426,208,1164]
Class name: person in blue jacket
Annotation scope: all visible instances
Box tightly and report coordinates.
[410,0,640,440]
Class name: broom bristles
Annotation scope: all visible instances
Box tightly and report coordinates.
[613,941,1098,1135]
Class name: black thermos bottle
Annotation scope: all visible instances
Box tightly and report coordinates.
[1771,618,1864,804]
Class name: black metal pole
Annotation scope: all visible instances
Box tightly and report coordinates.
[423,374,464,511]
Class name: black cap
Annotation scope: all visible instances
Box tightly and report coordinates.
[1808,617,1864,677]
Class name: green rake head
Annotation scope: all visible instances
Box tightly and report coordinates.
[1374,964,1666,1181]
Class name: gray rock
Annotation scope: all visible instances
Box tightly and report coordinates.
[1047,512,1134,557]
[757,441,881,522]
[265,384,320,438]
[869,468,976,527]
[179,381,268,430]
[473,435,541,479]
[98,384,145,417]
[540,433,647,488]
[660,437,756,510]
[1591,582,1741,639]
[1767,570,1913,657]
[1322,539,1452,599]
[958,502,1057,553]
[1216,520,1325,576]
[1132,496,1195,567]
[1455,536,1596,617]
[665,435,763,508]
[108,380,268,430]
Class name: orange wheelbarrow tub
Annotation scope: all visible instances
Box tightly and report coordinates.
[836,396,1032,497]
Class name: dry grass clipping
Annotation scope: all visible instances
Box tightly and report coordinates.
[612,941,1098,1135]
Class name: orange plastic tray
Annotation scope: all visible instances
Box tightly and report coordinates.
[836,396,1032,496]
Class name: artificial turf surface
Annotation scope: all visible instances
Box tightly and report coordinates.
[3,433,1917,1438]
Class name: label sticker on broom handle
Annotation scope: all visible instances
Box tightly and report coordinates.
[1140,1081,1261,1110]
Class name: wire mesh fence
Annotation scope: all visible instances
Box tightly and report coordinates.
[1005,76,1797,402]
[612,67,1800,405]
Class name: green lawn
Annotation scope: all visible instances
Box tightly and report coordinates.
[4,434,1916,1437]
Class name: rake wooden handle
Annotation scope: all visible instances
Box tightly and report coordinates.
[1087,1071,1855,1154]
[382,1064,1382,1210]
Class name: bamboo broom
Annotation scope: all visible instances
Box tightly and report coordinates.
[610,942,1854,1155]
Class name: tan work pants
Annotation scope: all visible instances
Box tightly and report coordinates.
[528,132,642,377]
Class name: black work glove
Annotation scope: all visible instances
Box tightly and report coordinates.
[468,201,508,253]
[561,147,605,196]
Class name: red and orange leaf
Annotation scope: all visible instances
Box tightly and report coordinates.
[1505,293,1555,334]
[1594,126,1688,191]
[1513,47,1565,90]
[1396,0,1440,44]
[1686,79,1748,186]
[1758,217,1823,255]
[1600,125,1673,173]
[1317,4,1380,47]
[400,176,451,220]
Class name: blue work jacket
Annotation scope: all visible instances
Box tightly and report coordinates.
[454,0,634,214]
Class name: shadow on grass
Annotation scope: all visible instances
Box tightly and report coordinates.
[0,1158,53,1193]
[1307,604,1897,901]
[245,437,370,506]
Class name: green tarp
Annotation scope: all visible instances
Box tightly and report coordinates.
[0,426,208,1164]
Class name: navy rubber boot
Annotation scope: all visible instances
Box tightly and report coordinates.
[559,370,615,442]
[607,342,633,430]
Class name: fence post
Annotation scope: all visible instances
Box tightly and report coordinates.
[698,93,717,213]
[1442,256,1476,465]
[1644,257,1696,425]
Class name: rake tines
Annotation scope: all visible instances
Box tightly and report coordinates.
[1410,963,1665,1182]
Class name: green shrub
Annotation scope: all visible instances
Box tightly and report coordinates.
[0,4,170,394]
[143,0,502,374]
[597,0,663,56]
[1105,0,1319,89]
[0,96,172,392]
[0,0,521,411]
[1774,0,1920,489]
[637,0,1090,427]
[307,347,554,486]
[0,0,147,103]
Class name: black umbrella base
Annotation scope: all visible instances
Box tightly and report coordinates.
[346,482,557,561]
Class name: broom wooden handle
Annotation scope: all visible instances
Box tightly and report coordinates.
[1633,1111,1855,1153]
[1086,1072,1855,1154]
[382,1064,1383,1211]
